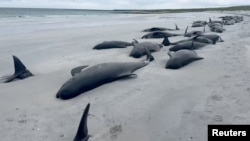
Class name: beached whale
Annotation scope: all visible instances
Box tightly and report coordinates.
[93,41,132,50]
[169,40,208,52]
[191,21,207,27]
[184,26,205,37]
[56,48,154,100]
[195,34,224,44]
[166,49,204,69]
[3,55,33,83]
[142,23,179,32]
[129,39,162,58]
[162,35,213,46]
[208,18,225,33]
[141,31,182,39]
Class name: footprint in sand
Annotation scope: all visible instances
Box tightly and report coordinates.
[233,115,246,121]
[213,115,223,122]
[110,125,122,140]
[211,95,223,101]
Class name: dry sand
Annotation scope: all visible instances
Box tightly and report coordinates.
[1,11,250,141]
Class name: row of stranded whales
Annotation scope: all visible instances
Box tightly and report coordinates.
[219,16,244,25]
[0,15,245,140]
[208,17,225,33]
[142,23,180,32]
[56,48,154,100]
[62,16,232,137]
[162,33,223,46]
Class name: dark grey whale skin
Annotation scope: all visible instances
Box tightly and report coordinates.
[129,41,162,58]
[141,31,182,39]
[93,41,132,50]
[4,55,33,83]
[169,40,208,52]
[56,44,154,100]
[166,49,204,69]
[73,103,90,141]
[142,23,180,32]
[56,62,149,100]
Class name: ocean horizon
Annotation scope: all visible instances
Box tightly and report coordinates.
[0,7,118,19]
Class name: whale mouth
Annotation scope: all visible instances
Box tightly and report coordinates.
[56,93,60,98]
[56,90,61,98]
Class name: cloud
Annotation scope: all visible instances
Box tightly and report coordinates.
[0,0,249,9]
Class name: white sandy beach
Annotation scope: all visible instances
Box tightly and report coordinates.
[1,11,250,141]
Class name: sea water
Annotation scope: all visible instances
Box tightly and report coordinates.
[0,8,146,35]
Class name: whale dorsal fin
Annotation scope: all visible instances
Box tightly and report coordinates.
[185,26,188,34]
[175,23,180,30]
[4,55,33,83]
[132,39,139,46]
[13,55,27,75]
[71,65,89,76]
[73,103,90,141]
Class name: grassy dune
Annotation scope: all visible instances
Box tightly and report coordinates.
[113,5,250,14]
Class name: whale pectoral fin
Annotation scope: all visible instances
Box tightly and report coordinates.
[219,37,224,42]
[144,46,154,62]
[117,73,137,80]
[167,51,174,58]
[71,65,89,76]
[194,57,204,61]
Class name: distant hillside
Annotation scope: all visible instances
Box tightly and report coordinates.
[113,5,250,14]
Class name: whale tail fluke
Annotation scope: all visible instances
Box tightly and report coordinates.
[74,103,90,141]
[162,37,171,46]
[4,55,33,83]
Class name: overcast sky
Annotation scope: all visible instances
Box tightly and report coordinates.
[0,0,249,9]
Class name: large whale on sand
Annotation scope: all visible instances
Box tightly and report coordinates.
[141,31,182,39]
[169,40,209,52]
[56,48,154,100]
[93,41,132,50]
[142,23,180,32]
[166,49,204,69]
[129,39,162,58]
[193,34,224,44]
[184,26,205,37]
[162,35,213,46]
[3,55,33,83]
[73,103,90,141]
